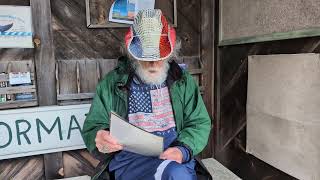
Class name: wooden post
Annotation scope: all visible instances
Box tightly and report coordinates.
[30,0,62,179]
[31,0,57,106]
[213,0,221,158]
[200,0,215,158]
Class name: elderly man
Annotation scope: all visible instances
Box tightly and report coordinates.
[82,9,211,180]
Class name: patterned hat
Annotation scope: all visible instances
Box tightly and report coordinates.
[125,9,176,61]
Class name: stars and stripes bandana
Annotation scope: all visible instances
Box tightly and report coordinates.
[128,76,176,132]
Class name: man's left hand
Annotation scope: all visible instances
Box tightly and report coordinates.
[159,147,183,164]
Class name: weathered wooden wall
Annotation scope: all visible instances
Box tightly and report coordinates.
[0,0,46,179]
[0,0,214,179]
[215,32,320,179]
[52,0,213,177]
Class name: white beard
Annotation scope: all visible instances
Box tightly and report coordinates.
[134,60,170,85]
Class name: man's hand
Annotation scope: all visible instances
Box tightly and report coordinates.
[95,130,123,153]
[159,147,183,164]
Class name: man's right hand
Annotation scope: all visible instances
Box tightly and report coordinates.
[95,130,123,153]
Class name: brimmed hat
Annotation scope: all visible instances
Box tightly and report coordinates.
[125,9,176,61]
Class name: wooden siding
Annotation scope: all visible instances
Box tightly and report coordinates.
[0,155,44,180]
[0,0,214,179]
[52,0,210,177]
[215,33,320,179]
[0,0,45,179]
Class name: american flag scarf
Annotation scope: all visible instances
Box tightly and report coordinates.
[128,76,176,132]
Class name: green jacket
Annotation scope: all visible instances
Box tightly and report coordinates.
[82,56,211,179]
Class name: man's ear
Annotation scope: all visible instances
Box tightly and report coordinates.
[168,26,176,50]
[125,27,133,48]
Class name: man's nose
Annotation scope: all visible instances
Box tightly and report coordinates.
[149,61,155,66]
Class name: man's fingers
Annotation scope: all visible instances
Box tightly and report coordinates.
[159,153,178,162]
[95,137,110,147]
[96,141,123,151]
[159,151,171,159]
[96,144,103,150]
[159,148,183,164]
[161,148,173,156]
[96,130,123,153]
[105,137,118,145]
[159,148,172,158]
[97,130,109,137]
[113,144,123,150]
[96,130,120,145]
[103,133,120,145]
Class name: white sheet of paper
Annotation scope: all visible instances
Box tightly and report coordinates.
[110,112,164,156]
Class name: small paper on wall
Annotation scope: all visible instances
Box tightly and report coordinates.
[247,54,320,180]
[9,72,31,85]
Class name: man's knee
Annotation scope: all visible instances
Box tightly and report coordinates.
[162,162,195,180]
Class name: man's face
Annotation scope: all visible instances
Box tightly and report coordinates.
[139,60,165,74]
[135,59,169,85]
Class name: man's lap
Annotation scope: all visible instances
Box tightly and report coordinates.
[158,160,196,180]
[109,151,196,180]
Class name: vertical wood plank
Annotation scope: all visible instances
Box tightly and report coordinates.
[63,150,97,178]
[79,60,99,93]
[214,0,221,159]
[56,62,60,95]
[76,61,81,93]
[96,61,101,82]
[31,0,56,105]
[43,153,64,178]
[30,0,62,179]
[58,60,77,95]
[200,0,215,158]
[97,59,118,78]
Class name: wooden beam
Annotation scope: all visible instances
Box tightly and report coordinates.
[0,85,36,94]
[214,0,221,158]
[31,0,56,106]
[0,99,37,110]
[30,0,62,179]
[57,93,95,101]
[200,0,215,158]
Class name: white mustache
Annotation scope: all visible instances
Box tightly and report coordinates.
[146,68,159,73]
[134,61,169,85]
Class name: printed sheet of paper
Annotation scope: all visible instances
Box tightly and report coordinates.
[110,112,163,156]
[9,72,31,85]
[247,54,320,180]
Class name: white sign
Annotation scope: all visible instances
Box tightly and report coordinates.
[9,72,31,85]
[0,6,33,48]
[0,104,90,160]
